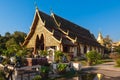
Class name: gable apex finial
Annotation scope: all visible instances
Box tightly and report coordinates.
[34,1,38,10]
[50,8,54,16]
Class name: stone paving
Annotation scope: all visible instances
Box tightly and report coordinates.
[81,61,120,80]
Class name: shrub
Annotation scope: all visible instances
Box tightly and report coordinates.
[39,66,50,79]
[116,59,120,66]
[38,50,48,57]
[32,75,42,80]
[110,52,120,66]
[0,70,6,80]
[55,51,63,63]
[57,63,67,74]
[40,66,50,73]
[86,51,102,66]
[109,52,120,60]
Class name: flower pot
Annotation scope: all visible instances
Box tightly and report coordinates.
[26,58,37,66]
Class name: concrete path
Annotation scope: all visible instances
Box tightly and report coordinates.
[81,61,120,79]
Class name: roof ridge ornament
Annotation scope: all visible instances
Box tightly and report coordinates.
[66,30,69,35]
[51,13,61,27]
[60,36,62,43]
[43,20,46,26]
[75,36,77,42]
[52,29,54,35]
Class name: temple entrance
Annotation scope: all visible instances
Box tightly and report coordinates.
[39,34,44,50]
[34,34,45,54]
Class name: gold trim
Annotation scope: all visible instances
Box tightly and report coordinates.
[51,13,61,27]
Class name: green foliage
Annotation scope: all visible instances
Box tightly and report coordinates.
[86,50,102,65]
[0,31,26,56]
[40,66,50,73]
[116,59,120,67]
[12,31,26,44]
[2,50,12,58]
[39,66,49,79]
[0,49,3,55]
[0,32,27,66]
[114,46,120,53]
[32,75,42,80]
[109,52,120,60]
[0,70,5,80]
[38,50,48,57]
[57,63,67,72]
[2,58,10,65]
[103,35,112,48]
[110,52,120,66]
[55,51,63,62]
[5,32,11,38]
[16,47,29,57]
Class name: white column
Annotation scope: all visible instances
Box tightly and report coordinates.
[87,45,90,53]
[56,46,59,50]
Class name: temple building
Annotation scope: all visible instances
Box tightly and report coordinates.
[23,8,104,57]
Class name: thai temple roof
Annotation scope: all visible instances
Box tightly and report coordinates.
[23,8,102,47]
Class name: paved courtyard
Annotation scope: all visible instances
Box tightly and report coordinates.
[82,62,120,80]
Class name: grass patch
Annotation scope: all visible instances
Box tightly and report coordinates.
[114,65,120,67]
[80,60,87,66]
[78,59,113,66]
[101,59,113,63]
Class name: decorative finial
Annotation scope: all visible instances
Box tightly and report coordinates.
[52,29,54,34]
[34,0,38,10]
[50,8,54,16]
[60,36,62,42]
[75,37,77,42]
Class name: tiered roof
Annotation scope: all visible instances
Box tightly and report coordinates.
[23,9,102,47]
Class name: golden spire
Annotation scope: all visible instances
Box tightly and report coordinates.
[97,32,104,45]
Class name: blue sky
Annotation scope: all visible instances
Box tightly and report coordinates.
[0,0,120,41]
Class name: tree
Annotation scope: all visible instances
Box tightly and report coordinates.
[0,36,7,50]
[114,46,120,53]
[12,31,26,44]
[103,35,113,53]
[5,32,11,38]
[0,31,26,56]
[86,51,102,66]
